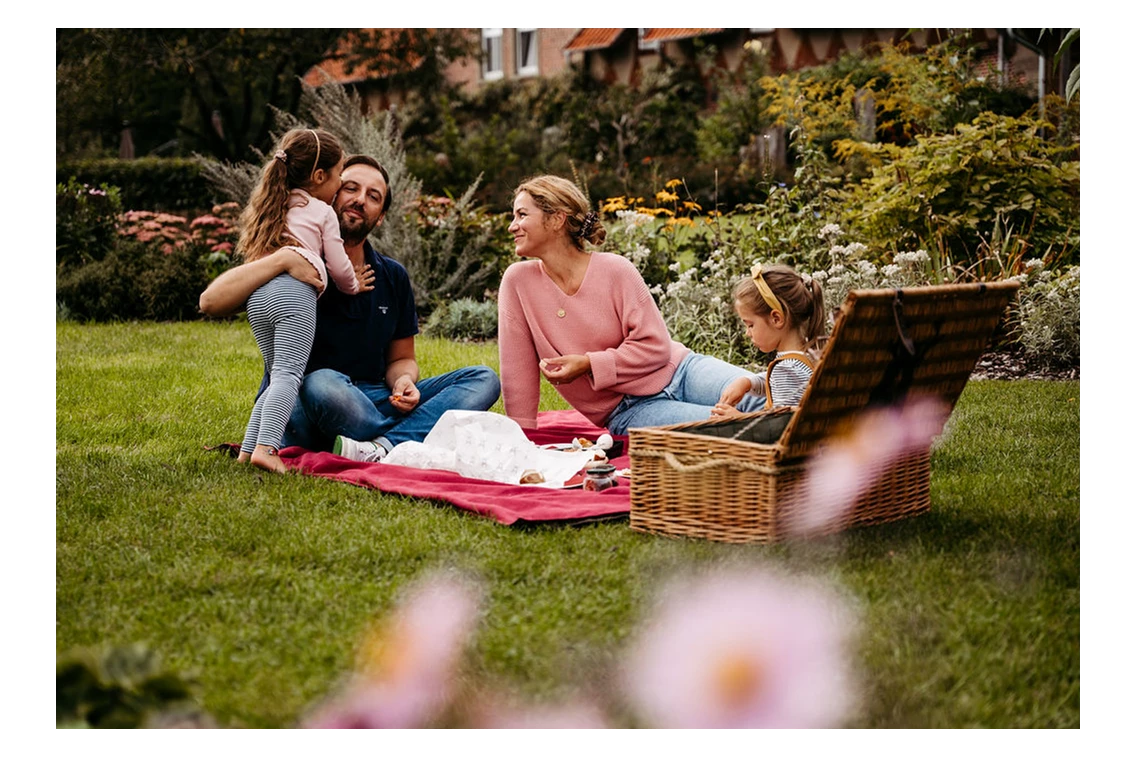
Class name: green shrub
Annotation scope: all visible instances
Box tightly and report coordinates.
[1012,262,1080,368]
[405,185,513,318]
[56,178,123,267]
[56,239,224,322]
[835,111,1080,273]
[57,643,212,728]
[56,158,221,212]
[423,297,498,341]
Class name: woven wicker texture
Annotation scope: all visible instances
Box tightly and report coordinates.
[628,281,1019,544]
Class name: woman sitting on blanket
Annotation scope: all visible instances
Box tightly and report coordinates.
[497,174,765,436]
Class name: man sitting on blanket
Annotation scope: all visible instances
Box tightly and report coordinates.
[199,154,502,461]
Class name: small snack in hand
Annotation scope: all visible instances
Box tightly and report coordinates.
[519,469,545,485]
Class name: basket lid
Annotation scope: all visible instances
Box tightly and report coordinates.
[779,280,1020,459]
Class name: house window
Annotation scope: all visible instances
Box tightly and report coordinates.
[482,28,503,81]
[516,28,538,76]
[638,29,660,51]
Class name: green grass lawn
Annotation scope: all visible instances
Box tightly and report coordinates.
[55,320,1079,728]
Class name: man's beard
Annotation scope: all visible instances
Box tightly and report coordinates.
[338,208,375,245]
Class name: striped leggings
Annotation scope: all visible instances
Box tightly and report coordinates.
[240,273,318,454]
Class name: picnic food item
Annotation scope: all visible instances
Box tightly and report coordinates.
[583,464,618,492]
[519,469,546,485]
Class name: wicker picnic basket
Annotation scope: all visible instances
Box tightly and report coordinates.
[628,280,1020,544]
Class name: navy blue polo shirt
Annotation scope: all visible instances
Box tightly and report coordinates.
[304,240,419,384]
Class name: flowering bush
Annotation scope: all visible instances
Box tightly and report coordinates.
[57,202,241,322]
[614,212,1076,372]
[56,178,123,268]
[117,201,240,279]
[407,189,513,317]
[1011,262,1080,368]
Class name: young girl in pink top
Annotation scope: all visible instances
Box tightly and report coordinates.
[497,175,765,435]
[235,128,368,472]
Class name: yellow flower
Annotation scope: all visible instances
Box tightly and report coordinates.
[665,178,683,189]
[655,190,679,204]
[600,197,629,213]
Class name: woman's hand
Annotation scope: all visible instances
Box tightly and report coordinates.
[539,354,591,386]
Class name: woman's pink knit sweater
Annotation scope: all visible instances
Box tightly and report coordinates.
[497,252,690,428]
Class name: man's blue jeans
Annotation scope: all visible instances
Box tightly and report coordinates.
[280,365,501,452]
[605,352,765,436]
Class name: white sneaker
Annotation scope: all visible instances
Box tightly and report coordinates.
[333,435,388,463]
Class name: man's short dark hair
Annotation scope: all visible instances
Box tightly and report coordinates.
[343,155,392,215]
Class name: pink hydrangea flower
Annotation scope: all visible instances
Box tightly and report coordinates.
[623,568,857,729]
[303,571,482,729]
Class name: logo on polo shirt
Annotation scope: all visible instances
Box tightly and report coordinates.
[377,305,388,314]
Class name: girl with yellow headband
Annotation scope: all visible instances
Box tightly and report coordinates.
[711,262,828,416]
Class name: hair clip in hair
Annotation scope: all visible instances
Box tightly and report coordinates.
[577,211,599,240]
[274,150,288,163]
[750,263,785,318]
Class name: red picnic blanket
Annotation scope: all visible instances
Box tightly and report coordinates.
[277,410,631,525]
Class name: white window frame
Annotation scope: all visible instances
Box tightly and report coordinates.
[638,28,660,51]
[482,28,504,81]
[516,28,538,76]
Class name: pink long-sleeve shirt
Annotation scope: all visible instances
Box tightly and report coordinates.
[284,189,359,297]
[498,252,690,428]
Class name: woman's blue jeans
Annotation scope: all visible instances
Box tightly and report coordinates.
[605,352,764,436]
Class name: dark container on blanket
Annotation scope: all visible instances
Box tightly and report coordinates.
[583,464,618,492]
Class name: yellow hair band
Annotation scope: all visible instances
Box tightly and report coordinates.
[750,263,785,318]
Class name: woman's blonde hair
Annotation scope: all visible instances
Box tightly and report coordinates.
[237,128,343,261]
[514,175,606,250]
[732,263,828,344]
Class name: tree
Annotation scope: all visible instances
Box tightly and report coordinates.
[57,29,482,164]
[57,29,347,162]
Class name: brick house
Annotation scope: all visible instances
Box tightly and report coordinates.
[305,28,1076,115]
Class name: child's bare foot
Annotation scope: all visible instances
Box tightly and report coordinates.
[237,450,251,463]
[251,445,288,474]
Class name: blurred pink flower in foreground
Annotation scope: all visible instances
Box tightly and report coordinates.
[788,395,950,537]
[623,568,856,729]
[473,697,611,729]
[303,571,481,729]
